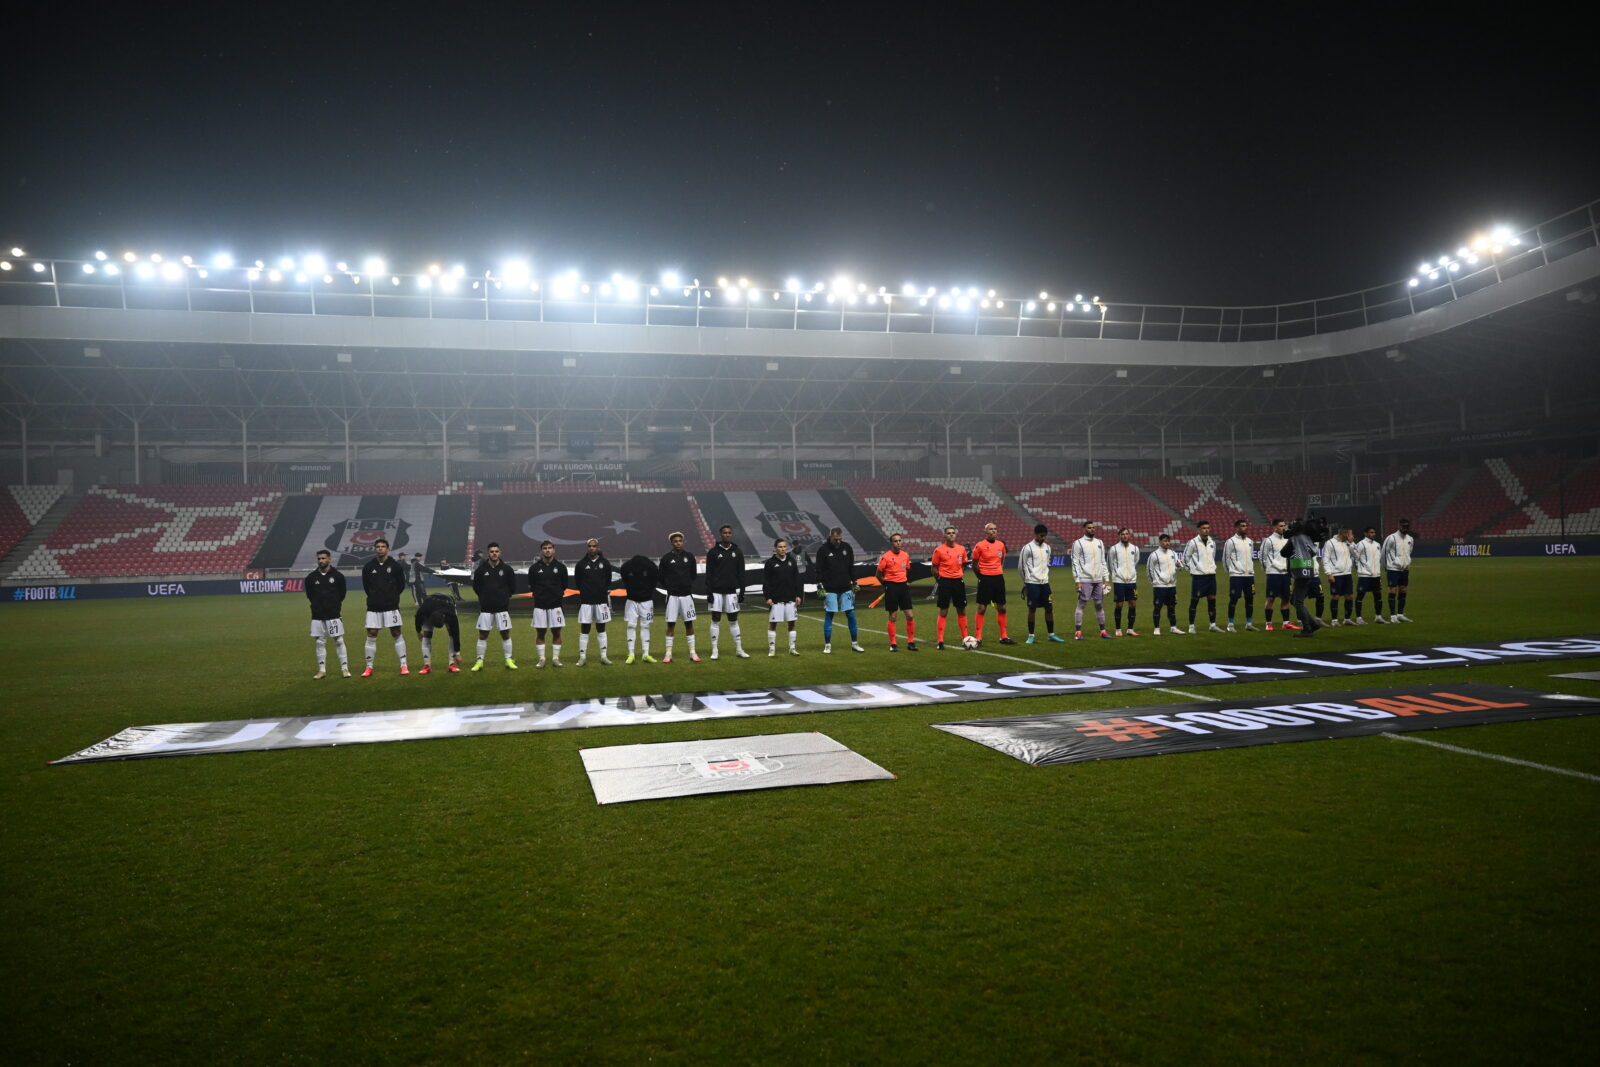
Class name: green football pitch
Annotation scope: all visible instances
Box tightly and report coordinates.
[4,558,1598,1064]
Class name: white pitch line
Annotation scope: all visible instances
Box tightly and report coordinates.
[1382,731,1600,782]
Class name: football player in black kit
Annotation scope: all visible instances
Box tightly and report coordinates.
[470,542,518,671]
[659,531,700,663]
[526,540,568,668]
[620,553,660,664]
[573,538,614,666]
[360,537,410,676]
[305,548,350,678]
[704,524,750,660]
[413,591,462,673]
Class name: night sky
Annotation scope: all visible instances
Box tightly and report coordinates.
[4,10,1594,306]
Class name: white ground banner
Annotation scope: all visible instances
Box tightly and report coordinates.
[579,732,895,804]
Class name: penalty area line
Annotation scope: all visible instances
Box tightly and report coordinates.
[1381,732,1600,782]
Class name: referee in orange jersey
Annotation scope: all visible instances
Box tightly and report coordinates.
[930,525,972,650]
[971,522,1015,645]
[876,532,919,651]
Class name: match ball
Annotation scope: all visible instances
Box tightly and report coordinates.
[962,635,979,649]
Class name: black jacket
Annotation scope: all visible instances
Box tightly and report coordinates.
[413,594,461,652]
[658,548,697,597]
[763,554,801,602]
[574,555,613,604]
[473,559,519,612]
[361,556,408,612]
[705,541,746,593]
[620,555,660,602]
[304,566,346,620]
[814,540,855,593]
[526,558,569,610]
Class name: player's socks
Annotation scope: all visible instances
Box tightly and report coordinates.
[729,619,742,653]
[710,632,719,658]
[476,638,488,662]
[626,628,636,657]
[640,631,650,658]
[664,635,675,659]
[937,617,947,644]
[887,620,897,646]
[1128,607,1136,631]
[1027,618,1035,635]
[1397,592,1407,615]
[365,636,376,669]
[335,638,349,671]
[768,631,777,654]
[905,619,915,641]
[789,630,798,652]
[846,611,858,641]
[975,615,985,641]
[686,635,695,657]
[997,612,1007,639]
[1189,602,1199,623]
[822,612,834,642]
[315,636,327,672]
[957,614,970,640]
[394,635,407,668]
[1387,592,1397,615]
[501,637,513,662]
[598,632,609,658]
[552,643,562,663]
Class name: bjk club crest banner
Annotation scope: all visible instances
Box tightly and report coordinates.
[579,732,895,804]
[51,635,1600,764]
[932,684,1600,766]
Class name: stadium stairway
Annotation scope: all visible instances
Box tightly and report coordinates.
[1128,480,1196,538]
[988,480,1039,539]
[1222,479,1267,532]
[1422,467,1479,523]
[0,490,79,579]
[1468,457,1587,538]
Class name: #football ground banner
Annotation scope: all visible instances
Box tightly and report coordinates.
[692,489,886,554]
[475,492,700,561]
[52,635,1600,764]
[252,494,472,570]
[931,684,1600,766]
[580,732,895,804]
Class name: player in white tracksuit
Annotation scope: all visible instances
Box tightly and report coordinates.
[1145,533,1182,634]
[1070,521,1111,639]
[1351,526,1385,624]
[1223,520,1257,632]
[1182,520,1220,632]
[1322,527,1355,625]
[1382,518,1415,621]
[1260,519,1291,630]
[1107,528,1141,636]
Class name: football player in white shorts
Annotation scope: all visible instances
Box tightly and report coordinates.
[305,548,350,677]
[762,538,803,655]
[572,539,615,665]
[526,540,568,667]
[704,524,750,659]
[470,542,519,671]
[658,532,700,663]
[360,537,410,676]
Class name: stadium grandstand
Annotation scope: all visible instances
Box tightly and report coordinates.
[1,202,1598,582]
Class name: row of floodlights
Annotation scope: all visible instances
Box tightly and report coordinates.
[0,247,1103,313]
[1407,226,1523,287]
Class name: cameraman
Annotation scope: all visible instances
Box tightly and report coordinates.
[1281,516,1328,637]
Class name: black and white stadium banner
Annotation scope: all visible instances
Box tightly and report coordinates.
[251,494,472,571]
[52,635,1600,763]
[692,489,886,554]
[931,684,1600,766]
[580,732,895,804]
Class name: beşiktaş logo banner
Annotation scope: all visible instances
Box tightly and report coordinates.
[51,635,1600,764]
[932,684,1600,766]
[475,492,700,560]
[252,495,471,570]
[691,489,886,554]
[580,732,895,804]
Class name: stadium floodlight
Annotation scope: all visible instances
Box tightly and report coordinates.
[180,255,193,265]
[0,261,10,271]
[294,271,308,283]
[212,253,234,268]
[661,269,682,288]
[1457,247,1470,257]
[500,260,531,285]
[161,263,182,281]
[580,283,591,294]
[856,282,867,293]
[549,271,578,300]
[389,275,400,286]
[1466,254,1479,265]
[247,269,261,281]
[902,282,916,295]
[1047,302,1056,312]
[10,247,23,257]
[804,293,813,303]
[918,297,928,307]
[1082,302,1092,312]
[831,275,851,294]
[336,261,348,272]
[1039,290,1048,299]
[772,290,781,301]
[726,287,741,302]
[938,295,952,309]
[1448,262,1459,272]
[417,275,431,290]
[1418,262,1431,273]
[1408,278,1419,287]
[868,294,878,305]
[278,257,294,270]
[1025,301,1036,312]
[438,276,457,292]
[785,277,801,292]
[846,294,858,305]
[94,250,107,261]
[123,251,137,263]
[995,301,1003,310]
[965,287,977,297]
[1493,225,1512,241]
[452,264,466,278]
[599,282,613,296]
[1510,236,1522,246]
[268,269,283,282]
[1428,271,1439,280]
[427,263,442,276]
[322,274,334,284]
[717,276,730,288]
[979,298,990,309]
[649,286,659,297]
[81,263,95,274]
[31,262,45,273]
[104,264,119,276]
[618,279,641,300]
[198,269,209,279]
[987,289,996,298]
[529,281,540,293]
[739,277,750,289]
[150,253,164,263]
[826,293,836,304]
[136,263,156,279]
[364,257,386,276]
[351,275,360,285]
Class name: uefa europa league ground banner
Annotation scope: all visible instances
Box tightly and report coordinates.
[52,635,1600,763]
[932,684,1600,766]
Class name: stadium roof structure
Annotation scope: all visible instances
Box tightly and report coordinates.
[1,203,1596,451]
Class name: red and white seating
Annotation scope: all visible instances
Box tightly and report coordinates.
[848,478,1031,553]
[0,484,67,561]
[1001,477,1183,543]
[1138,475,1249,537]
[1479,457,1579,536]
[1501,463,1600,537]
[1239,473,1338,537]
[10,485,285,579]
[1427,458,1565,539]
